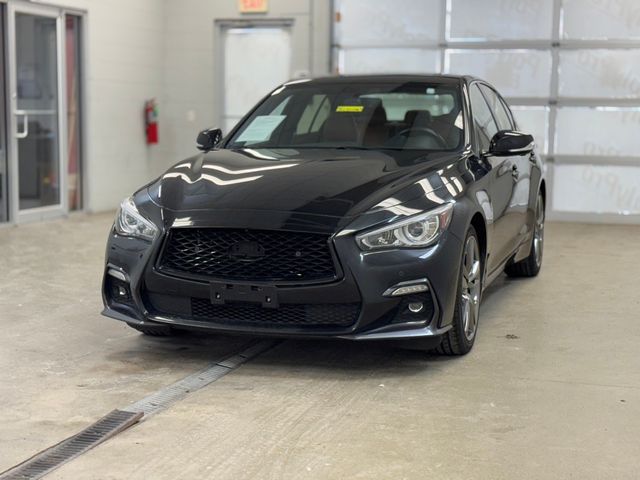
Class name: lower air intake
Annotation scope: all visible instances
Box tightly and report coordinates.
[190,298,359,328]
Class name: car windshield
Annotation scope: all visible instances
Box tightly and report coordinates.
[226,80,464,151]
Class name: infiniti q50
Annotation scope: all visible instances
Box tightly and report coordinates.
[102,75,545,355]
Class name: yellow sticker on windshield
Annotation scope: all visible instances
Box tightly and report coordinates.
[336,105,364,113]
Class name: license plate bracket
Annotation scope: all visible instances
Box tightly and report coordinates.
[210,282,279,308]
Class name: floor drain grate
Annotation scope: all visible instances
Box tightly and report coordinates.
[0,339,278,479]
[0,409,142,480]
[123,339,278,416]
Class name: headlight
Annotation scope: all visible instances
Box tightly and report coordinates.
[356,203,453,251]
[114,197,158,240]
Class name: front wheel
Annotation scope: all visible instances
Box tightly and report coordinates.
[505,191,544,278]
[436,226,482,355]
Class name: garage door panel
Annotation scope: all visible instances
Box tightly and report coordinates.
[510,106,550,154]
[335,0,441,47]
[552,164,640,214]
[561,0,640,40]
[559,50,640,99]
[445,50,552,97]
[555,107,640,156]
[448,0,554,40]
[338,48,440,74]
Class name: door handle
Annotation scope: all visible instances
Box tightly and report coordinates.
[15,112,29,139]
[511,164,519,181]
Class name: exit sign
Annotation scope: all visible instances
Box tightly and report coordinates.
[238,0,268,13]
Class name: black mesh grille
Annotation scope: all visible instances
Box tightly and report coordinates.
[159,229,337,282]
[190,298,359,328]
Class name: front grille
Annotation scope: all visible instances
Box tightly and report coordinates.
[190,298,359,328]
[159,228,337,283]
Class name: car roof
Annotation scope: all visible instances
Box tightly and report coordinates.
[286,74,476,86]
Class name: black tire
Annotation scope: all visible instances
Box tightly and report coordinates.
[127,323,175,336]
[505,192,544,278]
[436,226,482,356]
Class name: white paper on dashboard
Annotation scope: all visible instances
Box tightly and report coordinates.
[236,115,286,143]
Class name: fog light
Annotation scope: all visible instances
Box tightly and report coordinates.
[107,268,127,281]
[107,275,133,306]
[387,284,429,297]
[408,302,424,313]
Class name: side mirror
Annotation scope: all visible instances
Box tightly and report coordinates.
[488,130,534,156]
[196,128,223,151]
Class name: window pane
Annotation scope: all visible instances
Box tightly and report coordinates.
[16,13,60,210]
[553,164,640,214]
[559,50,640,99]
[479,85,513,130]
[555,108,640,157]
[338,48,440,74]
[335,0,441,47]
[561,0,640,40]
[510,106,549,154]
[446,50,552,97]
[362,91,457,121]
[469,85,498,152]
[228,81,464,151]
[448,0,554,40]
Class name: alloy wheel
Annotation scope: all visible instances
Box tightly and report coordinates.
[461,235,481,341]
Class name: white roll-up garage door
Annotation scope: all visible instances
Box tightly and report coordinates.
[332,0,640,223]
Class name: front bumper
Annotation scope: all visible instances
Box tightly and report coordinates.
[102,211,464,344]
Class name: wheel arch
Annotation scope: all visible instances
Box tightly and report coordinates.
[470,212,487,265]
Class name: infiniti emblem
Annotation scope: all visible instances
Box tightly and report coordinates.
[229,241,265,262]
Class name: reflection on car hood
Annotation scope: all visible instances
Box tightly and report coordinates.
[148,148,463,218]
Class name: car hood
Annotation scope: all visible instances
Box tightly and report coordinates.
[148,148,463,218]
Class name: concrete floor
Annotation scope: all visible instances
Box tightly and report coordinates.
[0,213,639,479]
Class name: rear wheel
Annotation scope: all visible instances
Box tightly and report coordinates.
[437,226,482,355]
[505,192,544,278]
[127,323,175,336]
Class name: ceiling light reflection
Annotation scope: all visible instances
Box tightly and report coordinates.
[201,163,298,175]
[162,172,262,186]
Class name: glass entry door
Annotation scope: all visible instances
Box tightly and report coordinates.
[7,3,65,221]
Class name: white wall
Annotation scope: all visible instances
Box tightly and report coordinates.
[44,0,167,212]
[160,0,332,176]
[27,0,331,213]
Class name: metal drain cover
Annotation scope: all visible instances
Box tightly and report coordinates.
[0,409,142,480]
[0,340,278,479]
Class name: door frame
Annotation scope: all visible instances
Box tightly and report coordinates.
[7,1,66,222]
[0,2,8,224]
[4,1,87,224]
[214,18,294,132]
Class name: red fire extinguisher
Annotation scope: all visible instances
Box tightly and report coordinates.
[145,99,159,145]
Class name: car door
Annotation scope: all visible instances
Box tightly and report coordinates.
[479,84,530,249]
[468,83,515,273]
